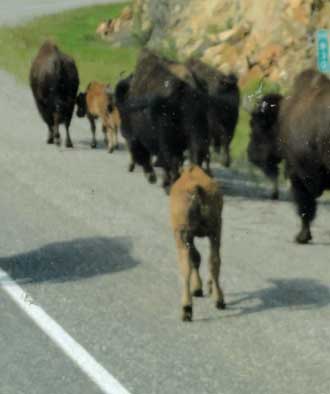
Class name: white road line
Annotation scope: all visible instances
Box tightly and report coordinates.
[0,268,131,394]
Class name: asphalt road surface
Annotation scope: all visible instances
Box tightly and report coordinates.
[1,2,330,394]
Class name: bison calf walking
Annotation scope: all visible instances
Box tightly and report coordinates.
[76,81,120,152]
[170,165,225,321]
[30,41,79,147]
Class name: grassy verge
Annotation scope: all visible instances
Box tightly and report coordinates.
[0,3,138,88]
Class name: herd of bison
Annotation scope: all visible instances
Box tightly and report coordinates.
[29,40,330,321]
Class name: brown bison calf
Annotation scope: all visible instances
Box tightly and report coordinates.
[76,81,120,152]
[170,165,225,321]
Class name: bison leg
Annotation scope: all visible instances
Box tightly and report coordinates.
[106,126,114,153]
[208,233,225,309]
[130,140,156,183]
[204,151,213,177]
[88,116,97,148]
[53,122,61,146]
[221,144,231,168]
[219,130,233,168]
[128,162,135,172]
[111,123,119,152]
[291,176,315,244]
[47,126,54,144]
[128,152,135,172]
[113,126,119,150]
[143,162,156,184]
[271,176,279,200]
[162,170,171,193]
[106,114,119,153]
[106,125,118,154]
[102,125,108,145]
[175,231,194,321]
[65,124,73,148]
[190,240,203,298]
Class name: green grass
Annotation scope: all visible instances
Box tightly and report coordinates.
[231,108,250,164]
[0,3,139,88]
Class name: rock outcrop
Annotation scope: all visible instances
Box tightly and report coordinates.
[102,0,330,88]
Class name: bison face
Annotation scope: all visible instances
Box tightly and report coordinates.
[248,94,283,179]
[76,92,87,118]
[217,73,238,93]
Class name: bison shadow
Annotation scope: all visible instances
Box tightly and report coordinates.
[74,140,126,151]
[212,167,291,201]
[227,278,330,316]
[0,237,138,285]
[213,167,330,205]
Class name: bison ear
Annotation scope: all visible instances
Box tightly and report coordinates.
[108,103,114,112]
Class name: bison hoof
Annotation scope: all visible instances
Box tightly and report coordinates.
[163,185,171,195]
[182,305,193,322]
[295,230,312,244]
[271,190,279,200]
[193,289,203,298]
[216,300,226,310]
[108,147,114,154]
[47,137,54,144]
[66,140,73,148]
[148,173,157,184]
[91,142,97,149]
[205,168,213,177]
[221,157,231,168]
[128,163,135,172]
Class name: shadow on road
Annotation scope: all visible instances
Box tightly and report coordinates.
[213,167,330,205]
[227,278,330,316]
[75,140,126,151]
[0,237,138,284]
[212,167,291,202]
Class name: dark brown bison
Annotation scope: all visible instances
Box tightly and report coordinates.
[248,93,283,200]
[186,58,240,167]
[248,69,330,244]
[115,49,210,192]
[30,41,79,147]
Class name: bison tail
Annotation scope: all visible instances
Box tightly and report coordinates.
[188,185,205,226]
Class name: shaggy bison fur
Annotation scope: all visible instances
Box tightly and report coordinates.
[30,41,79,147]
[248,69,330,244]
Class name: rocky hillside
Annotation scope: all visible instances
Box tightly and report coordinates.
[105,0,330,89]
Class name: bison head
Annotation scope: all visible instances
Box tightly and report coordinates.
[248,93,283,180]
[76,92,87,118]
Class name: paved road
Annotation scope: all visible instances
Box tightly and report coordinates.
[1,2,330,394]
